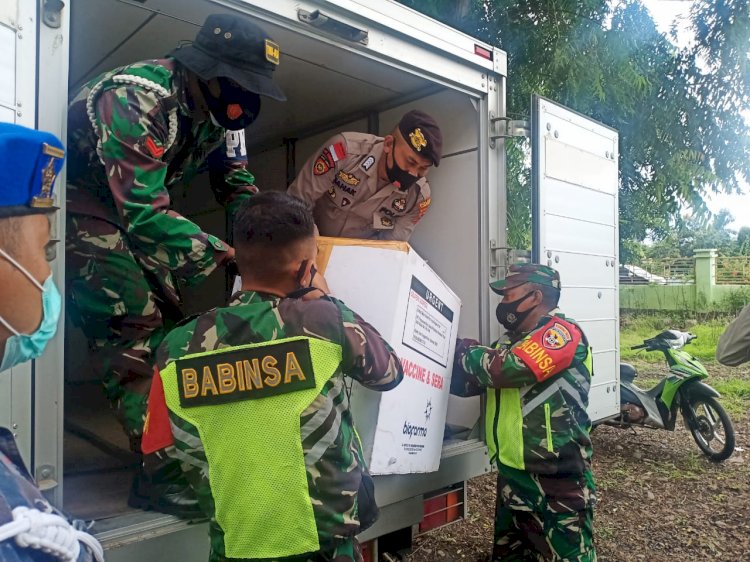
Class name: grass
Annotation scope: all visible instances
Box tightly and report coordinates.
[620,314,750,422]
[712,379,750,420]
[620,315,728,363]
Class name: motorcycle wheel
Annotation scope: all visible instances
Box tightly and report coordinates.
[685,395,735,462]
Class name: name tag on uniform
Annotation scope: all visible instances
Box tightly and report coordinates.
[176,340,315,407]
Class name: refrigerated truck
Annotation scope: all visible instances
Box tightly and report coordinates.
[1,0,621,558]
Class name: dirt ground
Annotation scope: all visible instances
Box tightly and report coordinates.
[406,361,750,562]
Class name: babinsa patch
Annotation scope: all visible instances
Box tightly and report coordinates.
[381,216,394,227]
[511,318,581,382]
[337,171,360,186]
[176,340,315,407]
[543,322,572,350]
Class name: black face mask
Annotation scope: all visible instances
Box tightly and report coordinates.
[495,291,537,331]
[386,149,419,190]
[199,77,261,131]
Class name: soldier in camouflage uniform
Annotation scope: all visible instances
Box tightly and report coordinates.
[65,13,285,461]
[451,263,596,562]
[142,192,403,561]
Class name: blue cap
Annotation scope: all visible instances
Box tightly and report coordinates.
[0,122,65,218]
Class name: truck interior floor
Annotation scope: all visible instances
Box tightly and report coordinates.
[63,382,140,520]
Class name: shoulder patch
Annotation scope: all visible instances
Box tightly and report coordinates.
[542,322,572,350]
[412,197,431,224]
[328,142,346,162]
[145,137,164,158]
[176,340,316,407]
[511,317,581,382]
[361,155,375,171]
[314,148,335,175]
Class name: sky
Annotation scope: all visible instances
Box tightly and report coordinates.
[640,0,750,231]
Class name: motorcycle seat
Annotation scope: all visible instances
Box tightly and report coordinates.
[620,363,638,382]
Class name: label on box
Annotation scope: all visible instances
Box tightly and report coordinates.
[402,276,454,367]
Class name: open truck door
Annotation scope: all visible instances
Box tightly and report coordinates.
[0,0,69,498]
[531,95,620,422]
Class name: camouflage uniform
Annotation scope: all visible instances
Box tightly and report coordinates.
[142,291,403,562]
[66,58,256,443]
[453,308,596,562]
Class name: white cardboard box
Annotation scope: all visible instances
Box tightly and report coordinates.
[317,237,462,475]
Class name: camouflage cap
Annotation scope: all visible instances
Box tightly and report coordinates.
[490,262,561,294]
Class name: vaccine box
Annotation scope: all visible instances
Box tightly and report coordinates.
[316,237,462,475]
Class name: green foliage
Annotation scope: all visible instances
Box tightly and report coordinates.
[398,0,750,259]
[717,286,750,315]
[630,207,750,263]
[636,208,740,261]
[506,138,531,249]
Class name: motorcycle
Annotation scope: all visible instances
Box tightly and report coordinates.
[603,329,735,462]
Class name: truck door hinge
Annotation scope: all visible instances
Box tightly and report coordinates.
[36,465,59,491]
[43,0,65,29]
[489,113,530,148]
[490,242,531,277]
[489,240,509,278]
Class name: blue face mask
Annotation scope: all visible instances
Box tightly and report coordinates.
[0,248,62,372]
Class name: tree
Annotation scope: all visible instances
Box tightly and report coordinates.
[638,208,738,261]
[398,0,750,261]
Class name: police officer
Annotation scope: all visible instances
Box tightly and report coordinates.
[288,110,442,241]
[0,122,103,561]
[451,263,596,562]
[65,13,285,511]
[141,192,403,562]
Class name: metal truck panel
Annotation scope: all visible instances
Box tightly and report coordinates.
[532,95,620,422]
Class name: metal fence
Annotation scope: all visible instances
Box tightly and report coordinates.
[716,256,750,285]
[620,258,695,285]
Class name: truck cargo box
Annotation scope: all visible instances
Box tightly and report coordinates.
[316,237,461,474]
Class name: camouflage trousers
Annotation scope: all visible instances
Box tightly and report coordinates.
[492,464,596,562]
[66,214,181,446]
[208,520,362,562]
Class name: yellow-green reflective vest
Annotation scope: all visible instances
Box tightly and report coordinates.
[484,344,593,470]
[159,336,342,559]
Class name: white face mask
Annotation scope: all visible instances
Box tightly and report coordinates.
[0,248,61,372]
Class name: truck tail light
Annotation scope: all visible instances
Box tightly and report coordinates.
[474,44,493,61]
[360,539,376,562]
[417,483,465,534]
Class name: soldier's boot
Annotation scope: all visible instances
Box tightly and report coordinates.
[128,453,204,520]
